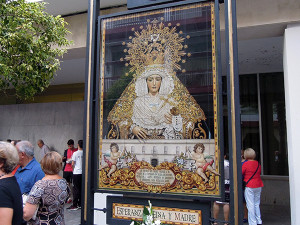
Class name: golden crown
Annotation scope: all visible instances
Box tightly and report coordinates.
[120,18,191,78]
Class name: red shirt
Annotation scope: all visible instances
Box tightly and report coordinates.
[242,160,264,188]
[64,148,77,172]
[11,165,20,175]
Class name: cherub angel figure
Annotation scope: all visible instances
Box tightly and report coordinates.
[101,143,124,177]
[191,143,220,183]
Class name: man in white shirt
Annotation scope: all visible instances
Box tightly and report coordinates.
[37,139,50,160]
[68,140,83,211]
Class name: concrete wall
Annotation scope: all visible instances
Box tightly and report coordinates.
[0,101,84,162]
[261,176,290,206]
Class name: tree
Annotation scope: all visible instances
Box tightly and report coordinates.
[0,0,72,100]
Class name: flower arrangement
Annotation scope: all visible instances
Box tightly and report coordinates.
[130,201,163,225]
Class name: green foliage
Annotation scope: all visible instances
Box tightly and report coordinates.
[131,201,165,225]
[143,205,150,222]
[106,71,133,112]
[0,0,72,99]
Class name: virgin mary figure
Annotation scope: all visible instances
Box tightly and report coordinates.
[106,20,207,139]
[107,63,206,139]
[131,64,180,139]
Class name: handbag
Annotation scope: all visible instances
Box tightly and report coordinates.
[242,162,259,190]
[23,194,38,220]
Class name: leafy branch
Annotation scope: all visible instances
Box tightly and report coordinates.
[0,0,72,99]
[130,201,164,225]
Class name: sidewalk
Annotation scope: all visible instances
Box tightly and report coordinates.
[259,204,291,225]
[65,202,81,225]
[210,204,291,225]
[64,203,291,225]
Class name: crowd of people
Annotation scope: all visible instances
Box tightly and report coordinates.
[0,139,83,225]
[1,137,263,225]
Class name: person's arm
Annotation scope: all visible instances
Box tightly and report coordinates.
[23,203,38,221]
[45,145,50,153]
[24,181,43,221]
[62,149,68,162]
[164,112,172,124]
[71,152,76,169]
[0,208,13,225]
[242,162,247,176]
[110,152,120,160]
[191,152,196,160]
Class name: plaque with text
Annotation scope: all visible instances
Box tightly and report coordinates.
[113,203,202,225]
[98,1,222,199]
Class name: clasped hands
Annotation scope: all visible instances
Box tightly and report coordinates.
[132,113,172,139]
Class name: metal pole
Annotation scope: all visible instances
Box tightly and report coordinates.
[83,0,100,224]
[224,0,243,224]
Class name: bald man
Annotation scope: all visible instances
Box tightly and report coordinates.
[37,139,50,160]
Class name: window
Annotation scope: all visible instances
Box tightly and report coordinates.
[259,73,288,175]
[223,72,288,176]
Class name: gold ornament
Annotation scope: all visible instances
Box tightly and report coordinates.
[99,161,217,193]
[123,18,187,77]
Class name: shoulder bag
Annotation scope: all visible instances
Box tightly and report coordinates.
[242,162,259,190]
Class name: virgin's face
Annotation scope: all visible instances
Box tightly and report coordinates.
[146,74,162,96]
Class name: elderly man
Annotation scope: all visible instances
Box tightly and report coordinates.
[37,139,50,160]
[15,141,45,194]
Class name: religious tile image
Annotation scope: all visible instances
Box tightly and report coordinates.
[98,2,221,197]
[102,76,134,101]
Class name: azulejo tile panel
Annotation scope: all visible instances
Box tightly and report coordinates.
[98,2,221,198]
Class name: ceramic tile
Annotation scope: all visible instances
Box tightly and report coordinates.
[103,76,132,101]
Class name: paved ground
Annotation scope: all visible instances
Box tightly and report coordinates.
[259,204,291,225]
[64,202,81,225]
[64,203,291,225]
[211,204,291,225]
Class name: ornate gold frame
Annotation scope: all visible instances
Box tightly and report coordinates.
[98,1,220,197]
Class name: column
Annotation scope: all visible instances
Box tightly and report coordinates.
[283,23,300,225]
